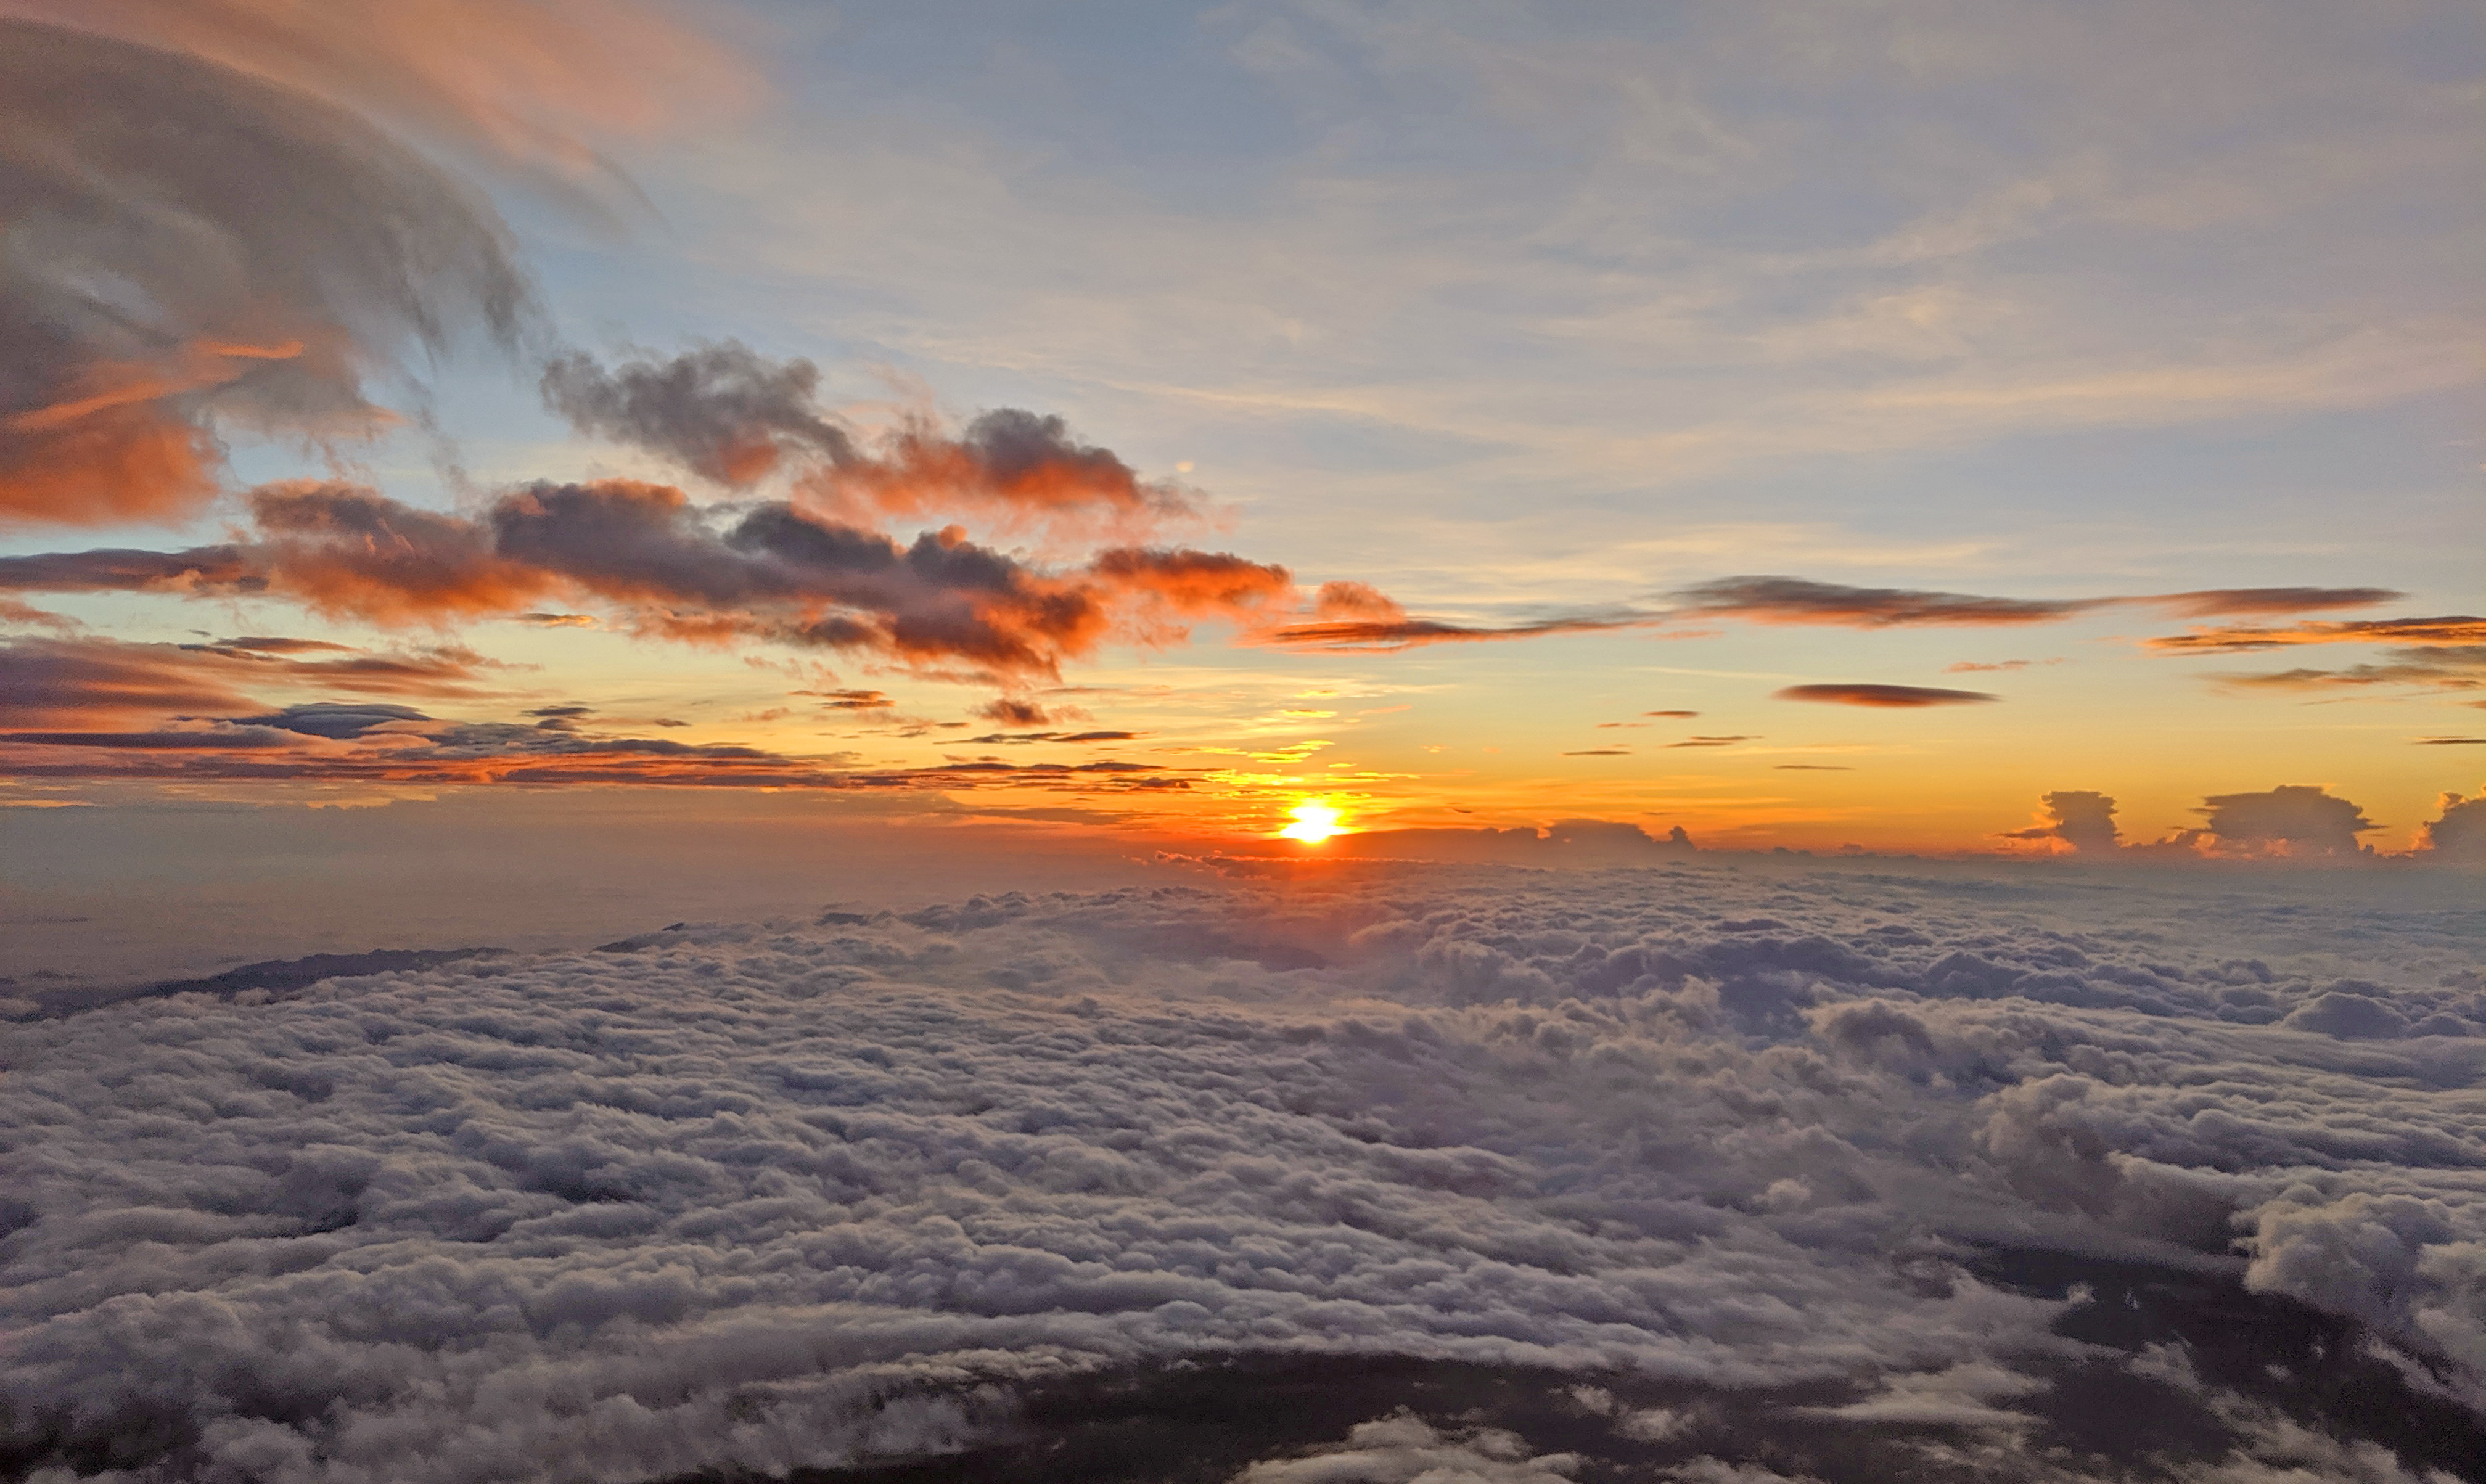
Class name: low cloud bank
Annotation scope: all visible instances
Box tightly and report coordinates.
[5,863,2485,1480]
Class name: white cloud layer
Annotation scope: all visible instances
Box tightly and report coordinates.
[3,860,2483,1481]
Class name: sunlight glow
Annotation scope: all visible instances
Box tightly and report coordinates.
[1279,800,1345,843]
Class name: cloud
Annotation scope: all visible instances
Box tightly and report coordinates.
[2419,787,2486,861]
[544,343,1213,537]
[2417,737,2486,746]
[1997,790,2122,853]
[0,0,759,219]
[1315,819,1699,866]
[1646,710,1700,719]
[975,698,1054,727]
[542,342,859,486]
[1673,576,2099,627]
[805,689,896,712]
[1,481,1303,683]
[1313,581,1405,621]
[1261,613,1649,653]
[1774,684,1999,707]
[1255,580,2431,658]
[1667,735,1757,748]
[2147,617,2486,655]
[1236,1413,1575,1484]
[0,20,529,527]
[8,863,2486,1480]
[2212,644,2486,695]
[2146,588,2403,617]
[0,634,1208,793]
[2193,785,2380,858]
[227,702,432,740]
[1773,765,1851,771]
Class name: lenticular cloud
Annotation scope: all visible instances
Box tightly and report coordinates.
[4,863,2485,1482]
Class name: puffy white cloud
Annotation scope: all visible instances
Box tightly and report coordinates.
[2,861,2483,1480]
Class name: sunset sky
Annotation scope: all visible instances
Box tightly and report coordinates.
[11,10,2486,1482]
[2,0,2480,900]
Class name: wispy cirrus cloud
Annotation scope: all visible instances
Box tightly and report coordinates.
[2212,646,2486,695]
[2148,617,2486,655]
[0,0,758,215]
[0,20,530,528]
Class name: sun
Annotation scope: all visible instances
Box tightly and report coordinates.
[1279,800,1345,843]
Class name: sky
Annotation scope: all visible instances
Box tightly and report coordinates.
[1,0,2484,980]
[7,12,2486,1480]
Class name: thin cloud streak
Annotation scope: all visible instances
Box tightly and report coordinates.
[1775,684,2000,708]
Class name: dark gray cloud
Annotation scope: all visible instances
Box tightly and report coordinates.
[2148,586,2403,617]
[226,701,430,739]
[2424,787,2486,860]
[541,341,858,486]
[1674,576,2099,626]
[0,20,528,526]
[2194,785,2380,858]
[1998,790,2122,853]
[1774,683,2000,707]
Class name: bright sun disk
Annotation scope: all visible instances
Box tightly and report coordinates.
[1280,800,1344,843]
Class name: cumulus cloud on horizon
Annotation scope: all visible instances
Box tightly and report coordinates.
[7,863,2486,1481]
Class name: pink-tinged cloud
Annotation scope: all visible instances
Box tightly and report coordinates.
[1774,683,1999,707]
[1,0,759,213]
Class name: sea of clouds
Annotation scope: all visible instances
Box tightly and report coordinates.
[5,859,2485,1483]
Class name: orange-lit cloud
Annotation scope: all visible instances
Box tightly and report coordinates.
[2147,616,2486,654]
[0,634,1200,795]
[2,480,1302,684]
[0,634,503,731]
[0,20,528,527]
[1261,613,1650,652]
